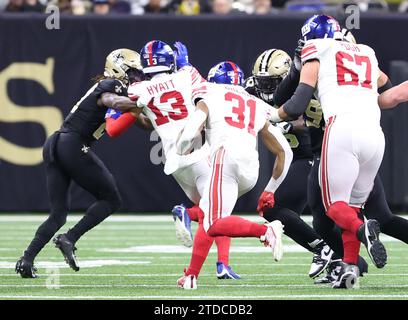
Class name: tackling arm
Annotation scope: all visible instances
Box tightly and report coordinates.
[268,60,319,123]
[99,92,138,112]
[176,100,209,155]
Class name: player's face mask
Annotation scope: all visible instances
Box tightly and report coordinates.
[127,68,145,84]
[254,76,282,103]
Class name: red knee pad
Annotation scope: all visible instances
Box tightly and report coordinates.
[326,201,350,222]
[327,201,363,234]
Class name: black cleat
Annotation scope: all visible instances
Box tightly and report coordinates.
[358,219,387,269]
[314,259,342,285]
[53,234,80,272]
[309,241,334,278]
[332,262,359,289]
[15,257,38,278]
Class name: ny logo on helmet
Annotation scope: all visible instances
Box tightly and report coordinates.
[327,18,341,31]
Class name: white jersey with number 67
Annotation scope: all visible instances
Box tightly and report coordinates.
[301,38,380,123]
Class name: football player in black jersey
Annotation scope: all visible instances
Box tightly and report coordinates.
[245,48,335,279]
[15,49,144,278]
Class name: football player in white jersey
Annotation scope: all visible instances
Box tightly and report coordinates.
[268,14,390,288]
[175,61,293,289]
[127,40,240,281]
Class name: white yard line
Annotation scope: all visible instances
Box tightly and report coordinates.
[0,273,406,277]
[1,284,408,288]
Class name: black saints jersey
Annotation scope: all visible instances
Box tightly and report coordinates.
[245,76,313,160]
[62,78,128,142]
[303,99,325,156]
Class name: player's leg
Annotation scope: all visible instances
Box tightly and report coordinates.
[63,149,122,243]
[364,175,408,244]
[204,148,284,261]
[350,128,387,269]
[262,158,333,277]
[320,117,365,288]
[309,156,343,254]
[52,134,121,270]
[172,159,212,246]
[16,133,71,278]
[173,159,236,278]
[310,156,369,284]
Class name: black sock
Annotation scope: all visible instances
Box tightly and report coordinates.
[66,200,114,243]
[24,215,66,262]
[263,206,322,252]
[381,215,408,244]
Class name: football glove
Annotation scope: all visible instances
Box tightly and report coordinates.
[174,41,191,69]
[274,121,293,134]
[257,191,275,217]
[105,108,122,120]
[293,39,305,72]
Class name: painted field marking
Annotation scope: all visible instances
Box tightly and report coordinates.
[0,260,150,269]
[1,284,408,289]
[0,273,406,277]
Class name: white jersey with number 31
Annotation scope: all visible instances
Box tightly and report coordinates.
[193,83,268,163]
[301,38,380,122]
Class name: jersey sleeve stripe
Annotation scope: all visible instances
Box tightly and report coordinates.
[301,44,317,58]
[301,50,318,60]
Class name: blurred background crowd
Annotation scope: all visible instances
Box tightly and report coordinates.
[0,0,407,17]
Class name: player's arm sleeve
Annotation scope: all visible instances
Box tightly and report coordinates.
[377,69,392,94]
[176,102,208,155]
[260,123,293,193]
[273,64,301,106]
[105,108,137,138]
[281,83,315,119]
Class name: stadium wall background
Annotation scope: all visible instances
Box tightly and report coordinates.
[0,13,408,213]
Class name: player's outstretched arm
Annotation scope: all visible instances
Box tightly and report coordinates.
[260,123,293,192]
[268,60,318,123]
[379,80,408,109]
[257,122,293,215]
[99,92,139,113]
[176,101,208,155]
[105,108,138,138]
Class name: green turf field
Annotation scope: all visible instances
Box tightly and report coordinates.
[0,214,407,300]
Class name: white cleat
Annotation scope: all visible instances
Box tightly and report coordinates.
[260,220,284,262]
[177,272,197,290]
[172,204,193,248]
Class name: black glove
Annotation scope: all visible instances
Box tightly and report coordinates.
[293,39,305,72]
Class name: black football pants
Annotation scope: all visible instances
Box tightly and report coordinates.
[23,132,121,261]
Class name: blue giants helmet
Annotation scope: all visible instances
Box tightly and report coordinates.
[207,61,245,86]
[301,14,343,41]
[140,40,176,74]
